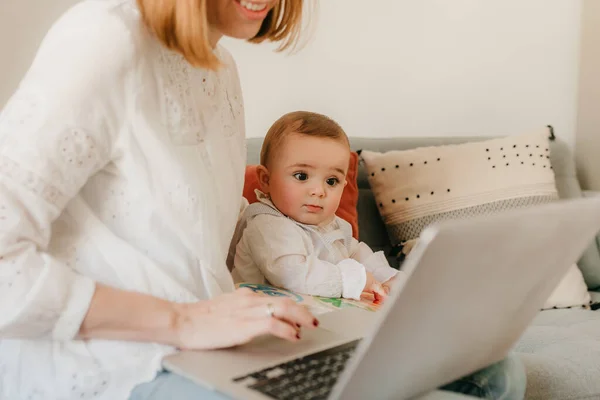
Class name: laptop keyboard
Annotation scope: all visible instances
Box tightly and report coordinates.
[233,340,360,400]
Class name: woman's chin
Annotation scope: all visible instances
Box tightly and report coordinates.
[221,24,263,41]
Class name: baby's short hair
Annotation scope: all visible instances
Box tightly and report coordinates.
[260,111,349,167]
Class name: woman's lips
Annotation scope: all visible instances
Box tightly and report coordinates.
[234,0,272,21]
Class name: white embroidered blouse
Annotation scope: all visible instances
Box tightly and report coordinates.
[233,191,399,300]
[0,0,246,398]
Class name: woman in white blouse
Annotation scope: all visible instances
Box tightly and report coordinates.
[0,0,525,399]
[0,0,316,399]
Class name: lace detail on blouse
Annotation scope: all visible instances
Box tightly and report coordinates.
[157,45,243,145]
[0,155,66,208]
[158,48,208,146]
[0,84,109,210]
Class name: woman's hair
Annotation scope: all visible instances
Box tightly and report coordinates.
[260,111,349,167]
[137,0,305,70]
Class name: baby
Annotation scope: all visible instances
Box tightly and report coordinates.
[233,111,404,301]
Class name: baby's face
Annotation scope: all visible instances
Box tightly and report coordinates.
[265,134,349,226]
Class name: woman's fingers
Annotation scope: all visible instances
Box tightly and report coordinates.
[238,297,318,329]
[264,298,318,329]
[235,287,257,296]
[244,315,301,342]
[213,289,270,314]
[216,289,319,335]
[225,292,312,324]
[176,290,320,350]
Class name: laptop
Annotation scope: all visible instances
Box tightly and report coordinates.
[163,197,600,400]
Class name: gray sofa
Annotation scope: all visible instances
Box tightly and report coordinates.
[246,136,600,400]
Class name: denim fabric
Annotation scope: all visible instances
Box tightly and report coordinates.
[441,354,526,400]
[129,371,230,400]
[130,354,525,400]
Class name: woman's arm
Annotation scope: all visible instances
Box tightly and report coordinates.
[0,7,138,340]
[79,284,317,349]
[77,284,181,345]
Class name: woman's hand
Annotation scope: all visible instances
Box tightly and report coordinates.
[78,284,317,350]
[173,288,319,350]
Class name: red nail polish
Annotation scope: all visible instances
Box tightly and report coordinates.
[296,333,301,339]
[313,319,319,327]
[296,323,301,328]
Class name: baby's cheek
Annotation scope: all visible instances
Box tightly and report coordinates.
[275,185,301,211]
[329,189,344,207]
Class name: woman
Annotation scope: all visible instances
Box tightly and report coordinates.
[0,0,524,399]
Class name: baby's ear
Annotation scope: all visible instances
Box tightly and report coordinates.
[256,165,270,192]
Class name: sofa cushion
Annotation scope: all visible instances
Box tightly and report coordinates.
[358,128,557,244]
[516,307,600,399]
[335,151,360,238]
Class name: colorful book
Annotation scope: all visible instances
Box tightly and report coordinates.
[237,283,383,315]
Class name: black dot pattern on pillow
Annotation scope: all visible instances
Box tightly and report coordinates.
[365,141,552,203]
[358,127,559,243]
[484,147,550,170]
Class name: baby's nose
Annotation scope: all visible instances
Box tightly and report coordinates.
[310,183,325,197]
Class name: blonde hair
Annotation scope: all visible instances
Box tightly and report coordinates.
[260,111,349,167]
[137,0,305,70]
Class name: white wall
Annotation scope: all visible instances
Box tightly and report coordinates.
[0,0,79,107]
[222,0,582,145]
[1,0,582,146]
[575,0,600,190]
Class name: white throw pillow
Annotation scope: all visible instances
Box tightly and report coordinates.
[544,264,590,309]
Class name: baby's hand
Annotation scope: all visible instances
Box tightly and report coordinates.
[382,277,396,295]
[364,271,387,302]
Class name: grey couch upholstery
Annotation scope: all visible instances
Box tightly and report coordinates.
[246,136,600,400]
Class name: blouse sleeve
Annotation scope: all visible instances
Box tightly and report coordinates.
[226,197,250,271]
[0,5,133,340]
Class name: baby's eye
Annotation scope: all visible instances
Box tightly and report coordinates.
[326,178,340,187]
[293,172,308,181]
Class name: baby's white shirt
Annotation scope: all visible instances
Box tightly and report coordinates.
[233,191,399,299]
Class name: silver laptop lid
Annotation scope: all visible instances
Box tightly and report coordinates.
[331,197,600,400]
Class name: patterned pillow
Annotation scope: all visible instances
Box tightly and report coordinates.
[360,127,590,309]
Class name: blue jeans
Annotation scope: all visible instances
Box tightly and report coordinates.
[441,355,526,399]
[130,354,526,400]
